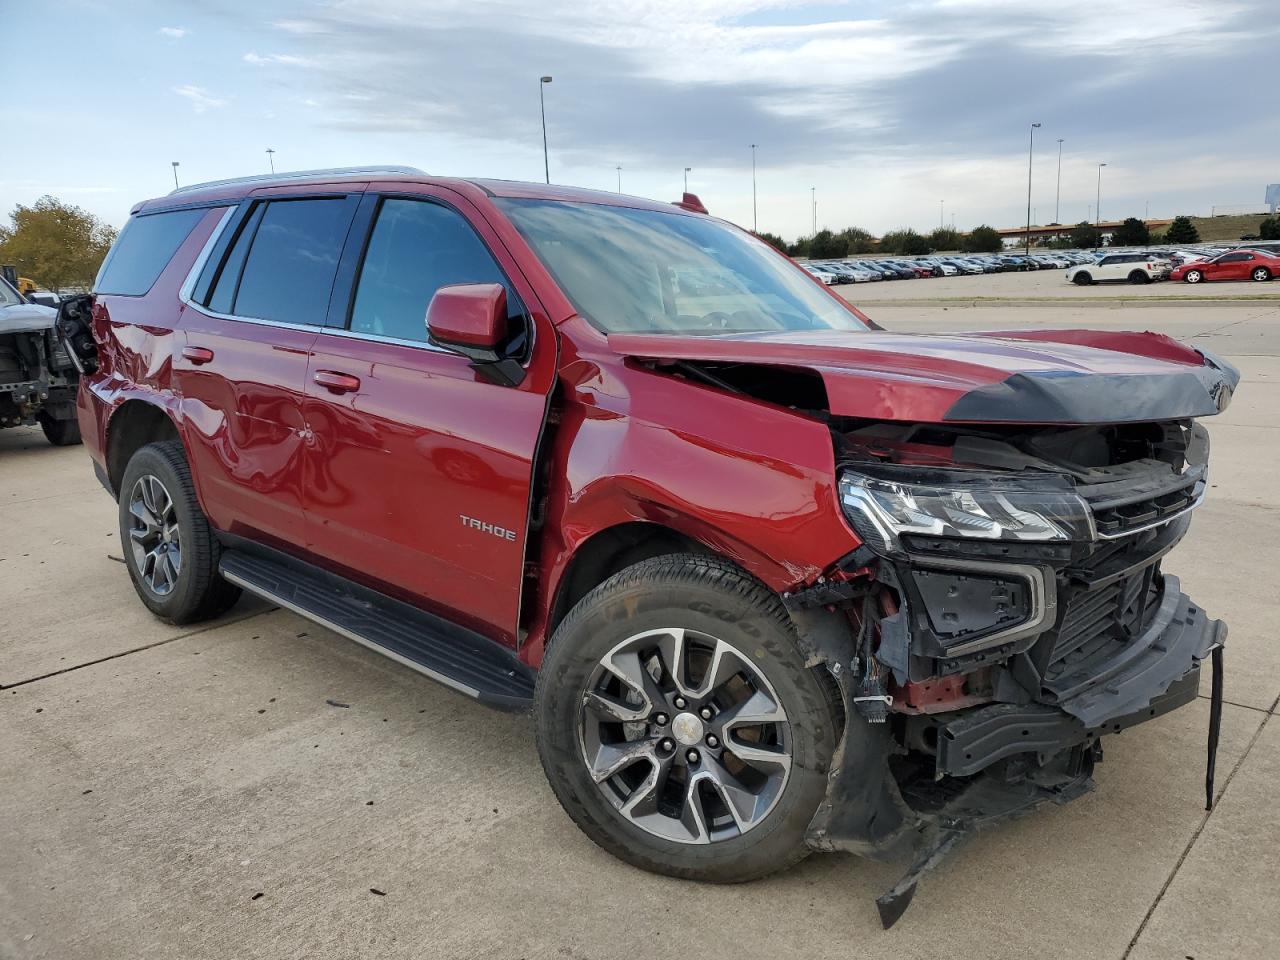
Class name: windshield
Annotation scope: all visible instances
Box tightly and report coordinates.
[0,277,25,308]
[497,199,868,336]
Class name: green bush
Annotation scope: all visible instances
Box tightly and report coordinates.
[962,225,1003,253]
[1164,216,1199,244]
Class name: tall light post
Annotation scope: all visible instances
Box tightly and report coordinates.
[539,76,553,184]
[1054,138,1064,223]
[683,167,692,193]
[750,144,758,233]
[811,186,816,237]
[616,165,622,193]
[171,161,180,189]
[940,199,945,230]
[266,148,276,173]
[1024,122,1041,255]
[1095,162,1107,229]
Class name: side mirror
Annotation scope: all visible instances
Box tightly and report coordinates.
[425,283,524,386]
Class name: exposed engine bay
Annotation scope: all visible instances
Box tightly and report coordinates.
[0,283,89,443]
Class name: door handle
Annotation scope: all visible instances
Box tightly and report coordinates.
[313,370,361,394]
[182,346,215,365]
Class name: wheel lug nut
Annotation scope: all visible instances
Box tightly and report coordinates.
[686,749,700,765]
[699,707,713,720]
[673,697,686,709]
[706,735,719,748]
[660,738,675,752]
[654,713,668,726]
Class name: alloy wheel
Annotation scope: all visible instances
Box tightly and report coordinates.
[578,627,791,844]
[127,474,182,596]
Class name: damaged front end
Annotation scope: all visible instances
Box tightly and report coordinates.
[787,416,1229,927]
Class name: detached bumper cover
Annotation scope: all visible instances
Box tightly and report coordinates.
[936,580,1223,777]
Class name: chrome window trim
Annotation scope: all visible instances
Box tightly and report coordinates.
[907,556,1057,658]
[178,207,235,303]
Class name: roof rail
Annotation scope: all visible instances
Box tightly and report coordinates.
[168,165,428,196]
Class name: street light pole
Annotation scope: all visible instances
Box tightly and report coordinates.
[1096,162,1107,229]
[940,199,945,230]
[1025,122,1041,255]
[1054,139,1063,223]
[266,148,275,173]
[616,165,622,193]
[539,76,553,184]
[750,144,758,233]
[683,167,691,193]
[811,186,816,237]
[171,161,180,189]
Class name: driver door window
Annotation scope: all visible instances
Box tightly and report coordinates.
[349,198,520,342]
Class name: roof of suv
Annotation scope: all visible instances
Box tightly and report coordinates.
[134,165,696,217]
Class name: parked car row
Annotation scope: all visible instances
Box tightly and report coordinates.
[803,251,1096,285]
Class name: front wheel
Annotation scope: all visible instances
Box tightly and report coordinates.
[1252,267,1271,282]
[1073,272,1093,285]
[535,555,841,883]
[118,440,241,624]
[1184,269,1204,284]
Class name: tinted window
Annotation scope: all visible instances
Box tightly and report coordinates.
[350,199,514,342]
[1218,253,1248,262]
[231,198,355,326]
[206,203,265,315]
[95,208,205,296]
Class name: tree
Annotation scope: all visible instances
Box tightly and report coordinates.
[1111,217,1150,246]
[927,227,963,251]
[838,226,876,254]
[1164,216,1200,245]
[880,228,931,255]
[753,231,788,253]
[0,196,117,291]
[787,237,810,258]
[1070,221,1102,249]
[962,225,1003,253]
[1259,217,1280,241]
[808,228,848,260]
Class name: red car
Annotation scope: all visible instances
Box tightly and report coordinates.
[65,167,1238,927]
[1170,248,1280,283]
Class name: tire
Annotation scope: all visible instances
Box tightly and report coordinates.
[1128,270,1150,285]
[1252,267,1271,282]
[535,554,841,883]
[1073,272,1093,285]
[1185,269,1203,284]
[118,440,241,624]
[38,413,81,446]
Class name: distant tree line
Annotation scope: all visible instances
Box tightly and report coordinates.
[0,196,117,291]
[753,223,1005,258]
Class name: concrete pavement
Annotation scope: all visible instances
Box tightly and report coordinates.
[2,295,1277,959]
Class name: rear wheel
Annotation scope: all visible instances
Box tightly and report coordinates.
[1184,269,1204,284]
[535,554,840,883]
[38,413,81,446]
[1252,266,1271,282]
[118,440,241,624]
[1073,272,1093,285]
[1128,270,1150,285]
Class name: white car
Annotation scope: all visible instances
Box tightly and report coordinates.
[1065,252,1171,285]
[801,264,838,285]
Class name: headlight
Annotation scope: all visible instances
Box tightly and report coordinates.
[839,469,1094,555]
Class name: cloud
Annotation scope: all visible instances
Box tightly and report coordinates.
[158,26,187,39]
[243,51,316,67]
[172,85,227,113]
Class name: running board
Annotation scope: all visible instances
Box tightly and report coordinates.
[219,550,536,712]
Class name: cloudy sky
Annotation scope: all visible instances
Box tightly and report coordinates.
[6,0,1277,238]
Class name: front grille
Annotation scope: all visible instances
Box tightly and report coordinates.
[1045,560,1161,682]
[1088,478,1201,538]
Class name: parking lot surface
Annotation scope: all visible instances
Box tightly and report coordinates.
[2,296,1278,960]
[842,267,1280,303]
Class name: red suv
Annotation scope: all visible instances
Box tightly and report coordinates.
[69,167,1238,926]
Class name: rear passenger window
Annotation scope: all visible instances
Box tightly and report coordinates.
[215,198,355,326]
[349,198,516,343]
[95,208,205,296]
